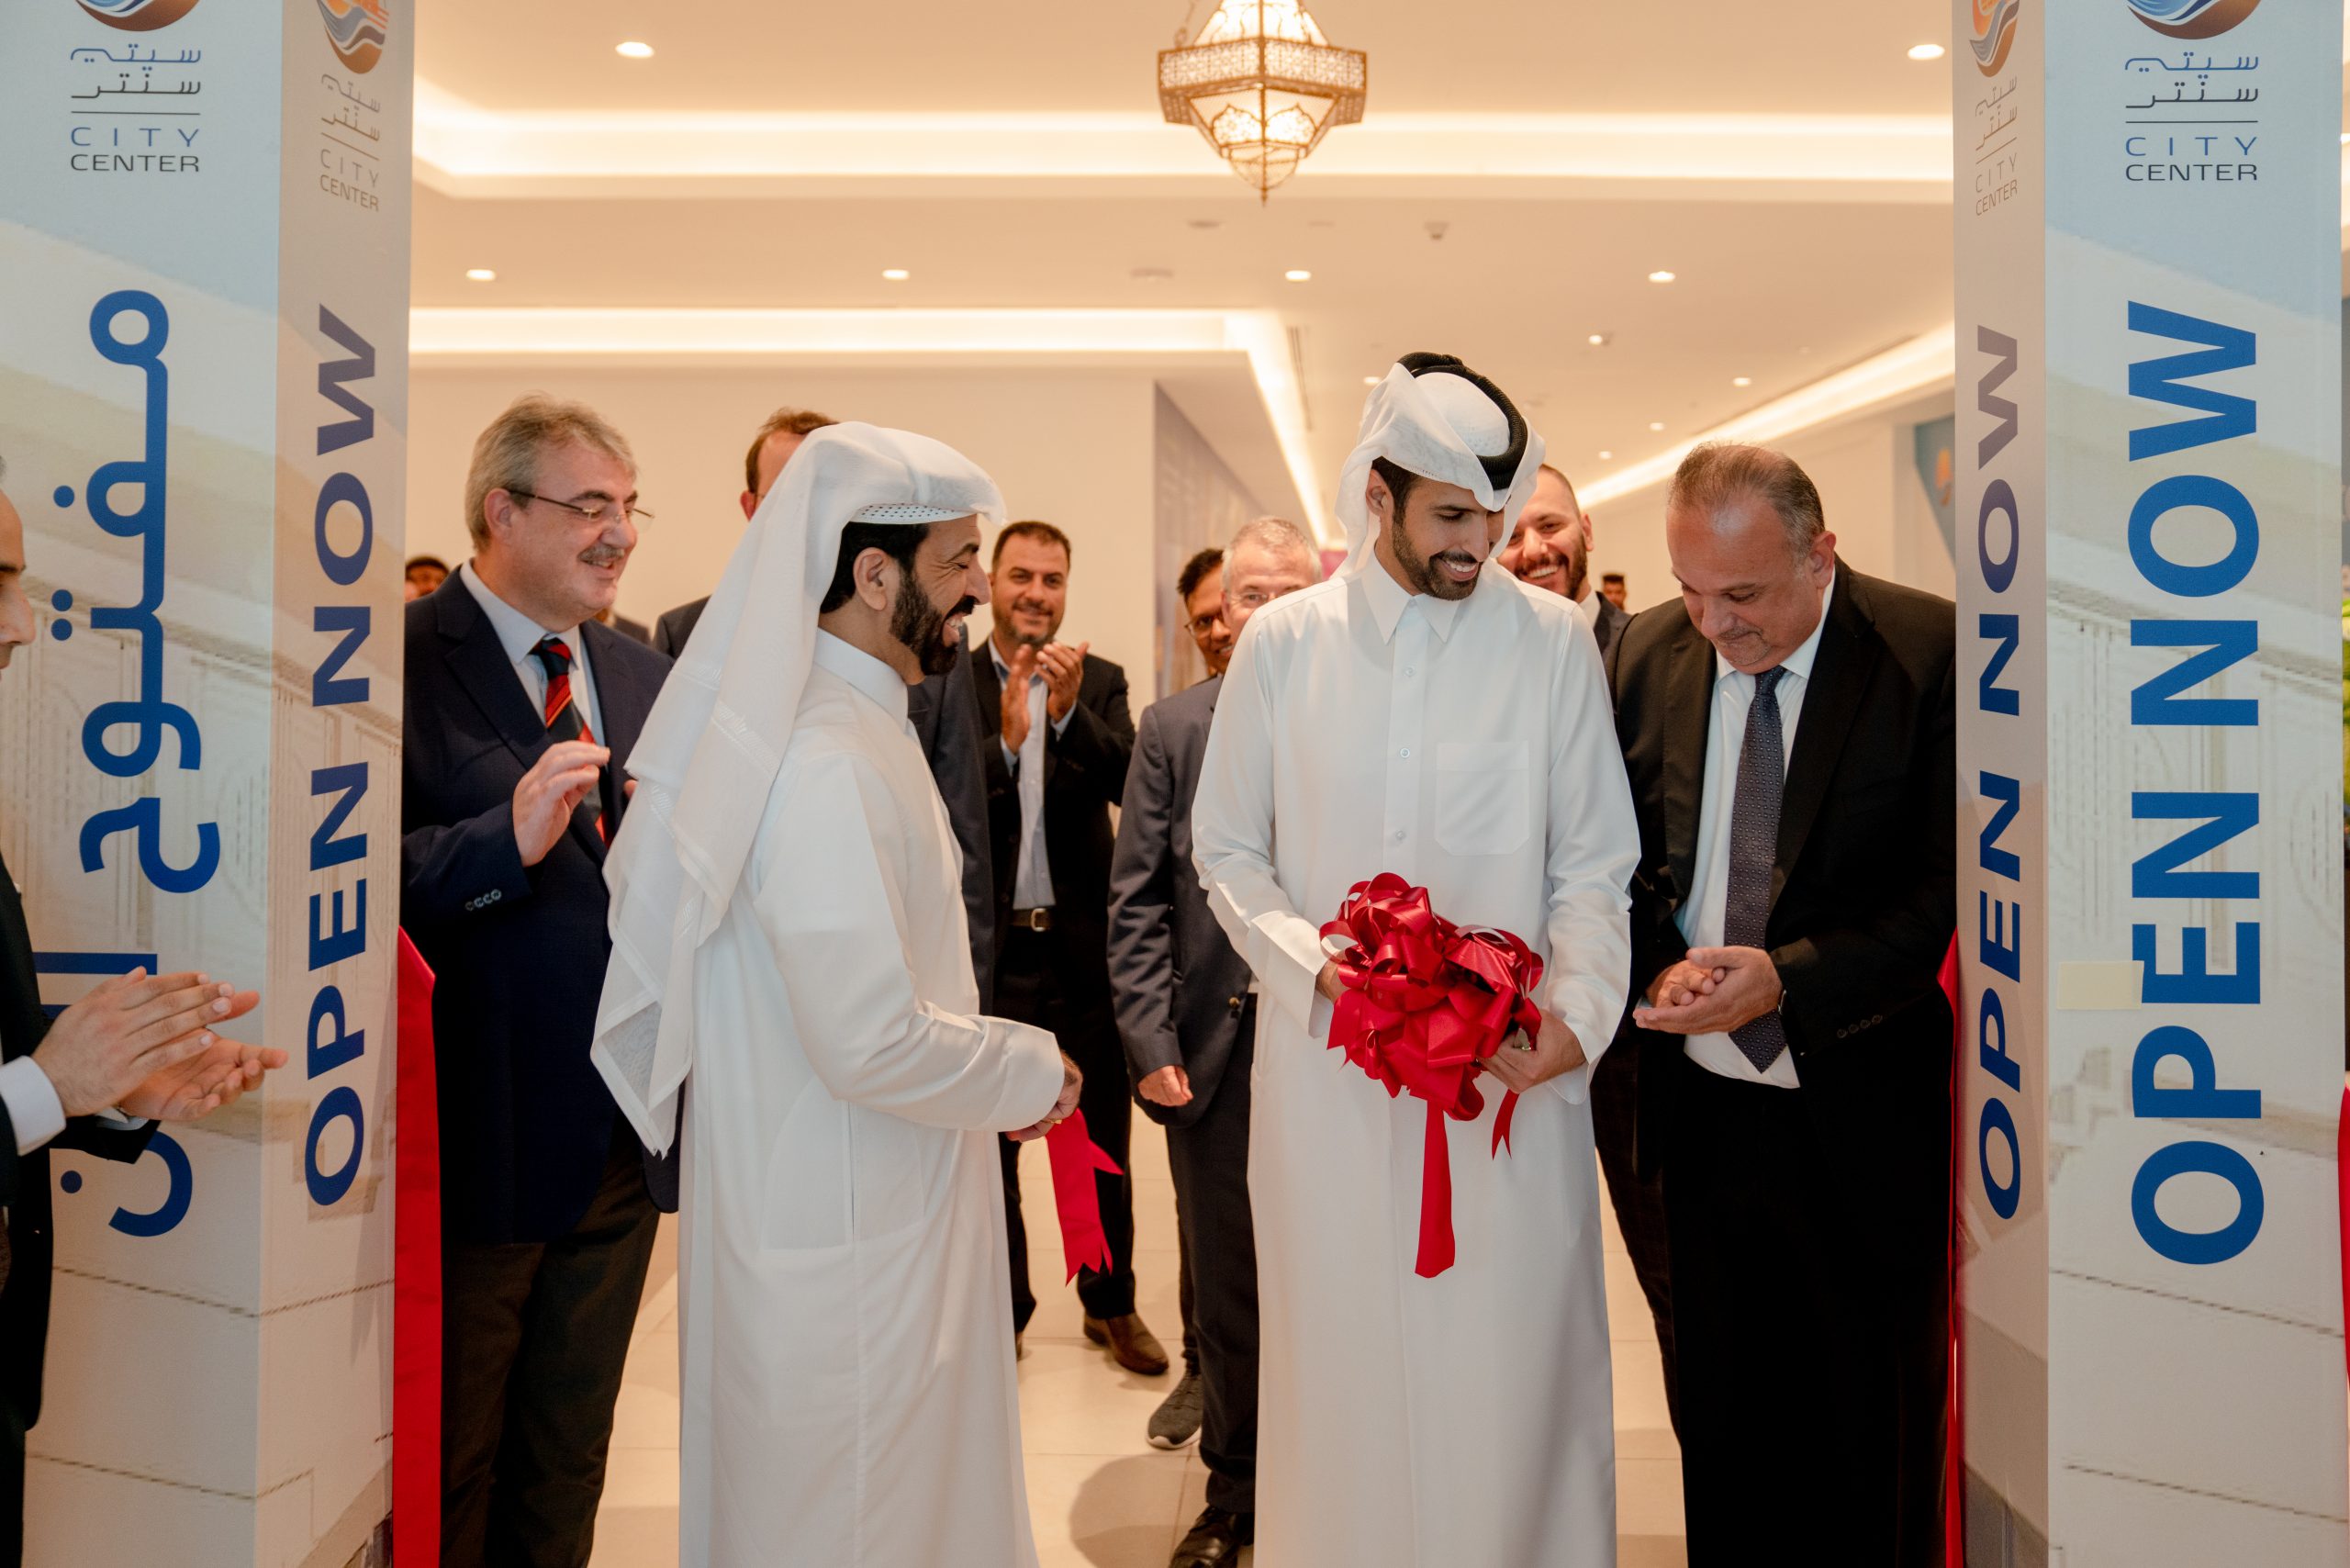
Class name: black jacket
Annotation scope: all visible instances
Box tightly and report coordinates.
[1107,676,1256,1126]
[1607,563,1956,1228]
[907,640,997,1009]
[0,851,153,1429]
[969,642,1135,1000]
[400,580,677,1244]
[651,597,708,660]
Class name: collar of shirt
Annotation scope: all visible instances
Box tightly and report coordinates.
[813,629,912,724]
[1710,568,1834,692]
[1357,555,1469,645]
[459,561,585,670]
[1573,588,1604,628]
[987,639,1033,686]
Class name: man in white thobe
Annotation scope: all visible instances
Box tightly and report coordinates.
[1192,354,1640,1566]
[591,424,1079,1568]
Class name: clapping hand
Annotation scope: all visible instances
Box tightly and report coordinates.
[1035,641,1088,723]
[512,740,609,868]
[33,969,268,1120]
[1000,644,1038,754]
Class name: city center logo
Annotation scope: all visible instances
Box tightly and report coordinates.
[1971,0,2020,75]
[316,0,388,73]
[74,0,201,30]
[2124,0,2262,39]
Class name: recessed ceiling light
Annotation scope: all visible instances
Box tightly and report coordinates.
[2340,132,2349,144]
[615,39,654,59]
[880,268,911,281]
[1731,375,1751,387]
[1598,450,1613,461]
[1362,375,1381,386]
[464,267,497,282]
[1283,269,1313,283]
[1648,420,1666,431]
[1647,270,1676,284]
[1586,332,1607,346]
[1908,43,1945,61]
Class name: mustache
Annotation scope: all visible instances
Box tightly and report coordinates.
[577,545,627,567]
[1435,550,1481,567]
[946,596,977,624]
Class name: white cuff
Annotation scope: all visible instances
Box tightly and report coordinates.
[0,1056,68,1157]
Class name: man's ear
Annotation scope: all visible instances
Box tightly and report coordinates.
[855,545,899,611]
[1365,471,1391,519]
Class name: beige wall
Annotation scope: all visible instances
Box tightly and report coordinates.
[1581,395,1960,615]
[406,364,1166,699]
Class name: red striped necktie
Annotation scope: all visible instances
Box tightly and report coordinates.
[531,635,606,841]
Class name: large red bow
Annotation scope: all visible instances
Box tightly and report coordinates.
[1319,873,1546,1278]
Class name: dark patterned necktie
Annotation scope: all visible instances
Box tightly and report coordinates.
[1724,666,1789,1071]
[531,636,606,841]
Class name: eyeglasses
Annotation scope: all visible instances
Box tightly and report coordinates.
[1186,611,1226,637]
[507,489,654,528]
[1227,588,1277,612]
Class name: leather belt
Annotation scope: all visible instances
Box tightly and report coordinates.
[1008,907,1054,933]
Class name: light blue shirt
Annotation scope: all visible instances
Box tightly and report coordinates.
[990,641,1073,910]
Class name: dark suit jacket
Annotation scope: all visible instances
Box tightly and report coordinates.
[1107,677,1255,1126]
[1590,594,1630,663]
[607,612,653,646]
[651,597,709,660]
[1607,564,1956,1232]
[401,581,677,1245]
[0,851,153,1430]
[970,641,1135,1002]
[908,639,997,1010]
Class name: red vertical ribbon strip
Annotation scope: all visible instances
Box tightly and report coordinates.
[394,931,442,1562]
[1046,1108,1125,1283]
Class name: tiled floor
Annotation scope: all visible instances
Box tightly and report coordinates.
[588,1119,1685,1566]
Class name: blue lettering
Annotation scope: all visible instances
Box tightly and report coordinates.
[312,605,371,707]
[1977,613,2020,714]
[309,763,367,869]
[2127,474,2257,599]
[2132,1024,2260,1121]
[1979,1099,2021,1220]
[314,308,376,455]
[306,986,364,1078]
[1978,479,2020,594]
[2132,1140,2262,1264]
[1979,892,2022,981]
[2133,921,2260,1005]
[1976,326,2020,465]
[308,881,366,970]
[304,1086,364,1206]
[2130,620,2257,726]
[2127,301,2256,460]
[1978,772,2021,880]
[314,471,372,588]
[2132,791,2258,900]
[1978,988,2020,1092]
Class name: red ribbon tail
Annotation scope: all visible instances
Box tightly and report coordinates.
[1414,1101,1456,1279]
[1492,1089,1519,1158]
[1046,1109,1118,1283]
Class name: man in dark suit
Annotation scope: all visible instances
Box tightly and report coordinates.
[1496,459,1667,1428]
[652,406,837,658]
[402,396,677,1568]
[973,520,1165,1373]
[1608,442,1954,1565]
[908,636,997,1009]
[0,466,280,1567]
[1110,519,1319,1568]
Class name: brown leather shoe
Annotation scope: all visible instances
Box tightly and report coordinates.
[1083,1313,1169,1376]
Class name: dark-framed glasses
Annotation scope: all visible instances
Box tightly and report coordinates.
[507,488,654,528]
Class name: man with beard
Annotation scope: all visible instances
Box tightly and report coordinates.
[592,424,1080,1568]
[1192,354,1638,1566]
[1498,464,1631,660]
[402,395,676,1567]
[973,522,1162,1372]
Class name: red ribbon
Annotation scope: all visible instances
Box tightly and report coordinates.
[394,931,442,1562]
[1045,1109,1125,1283]
[1319,873,1546,1278]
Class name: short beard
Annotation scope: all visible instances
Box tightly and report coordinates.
[1390,512,1481,601]
[890,575,971,678]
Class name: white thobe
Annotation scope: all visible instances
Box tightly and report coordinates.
[677,632,1065,1568]
[1192,561,1640,1567]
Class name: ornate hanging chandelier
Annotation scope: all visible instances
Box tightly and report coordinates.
[1158,0,1369,202]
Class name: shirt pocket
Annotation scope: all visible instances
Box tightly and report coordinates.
[1434,740,1532,857]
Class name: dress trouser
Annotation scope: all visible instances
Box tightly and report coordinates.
[1164,1009,1259,1516]
[1665,1054,1948,1568]
[0,1374,23,1568]
[1589,1039,1679,1436]
[996,924,1136,1328]
[440,1122,660,1568]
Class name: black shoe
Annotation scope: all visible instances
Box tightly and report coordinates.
[1169,1506,1252,1566]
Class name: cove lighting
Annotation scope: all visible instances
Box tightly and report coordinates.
[616,40,655,60]
[464,268,497,282]
[881,268,911,281]
[1647,270,1675,283]
[1283,269,1313,282]
[1908,43,1946,62]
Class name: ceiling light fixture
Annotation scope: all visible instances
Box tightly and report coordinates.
[1908,43,1946,61]
[615,40,654,59]
[1158,0,1369,202]
[1647,270,1676,284]
[464,268,497,282]
[1362,375,1381,385]
[1649,420,1666,431]
[880,268,911,281]
[1731,375,1751,386]
[1598,450,1613,461]
[1586,332,1608,346]
[1284,268,1313,282]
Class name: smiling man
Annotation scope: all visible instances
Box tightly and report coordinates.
[1608,442,1955,1565]
[1192,355,1638,1567]
[592,425,1076,1568]
[1498,464,1629,659]
[402,394,677,1568]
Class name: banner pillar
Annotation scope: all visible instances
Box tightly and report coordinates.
[1954,0,2345,1562]
[0,1,408,1562]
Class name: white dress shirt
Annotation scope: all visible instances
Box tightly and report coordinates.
[1,1053,66,1158]
[1677,571,1833,1087]
[459,562,604,741]
[1574,588,1604,630]
[988,640,1072,911]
